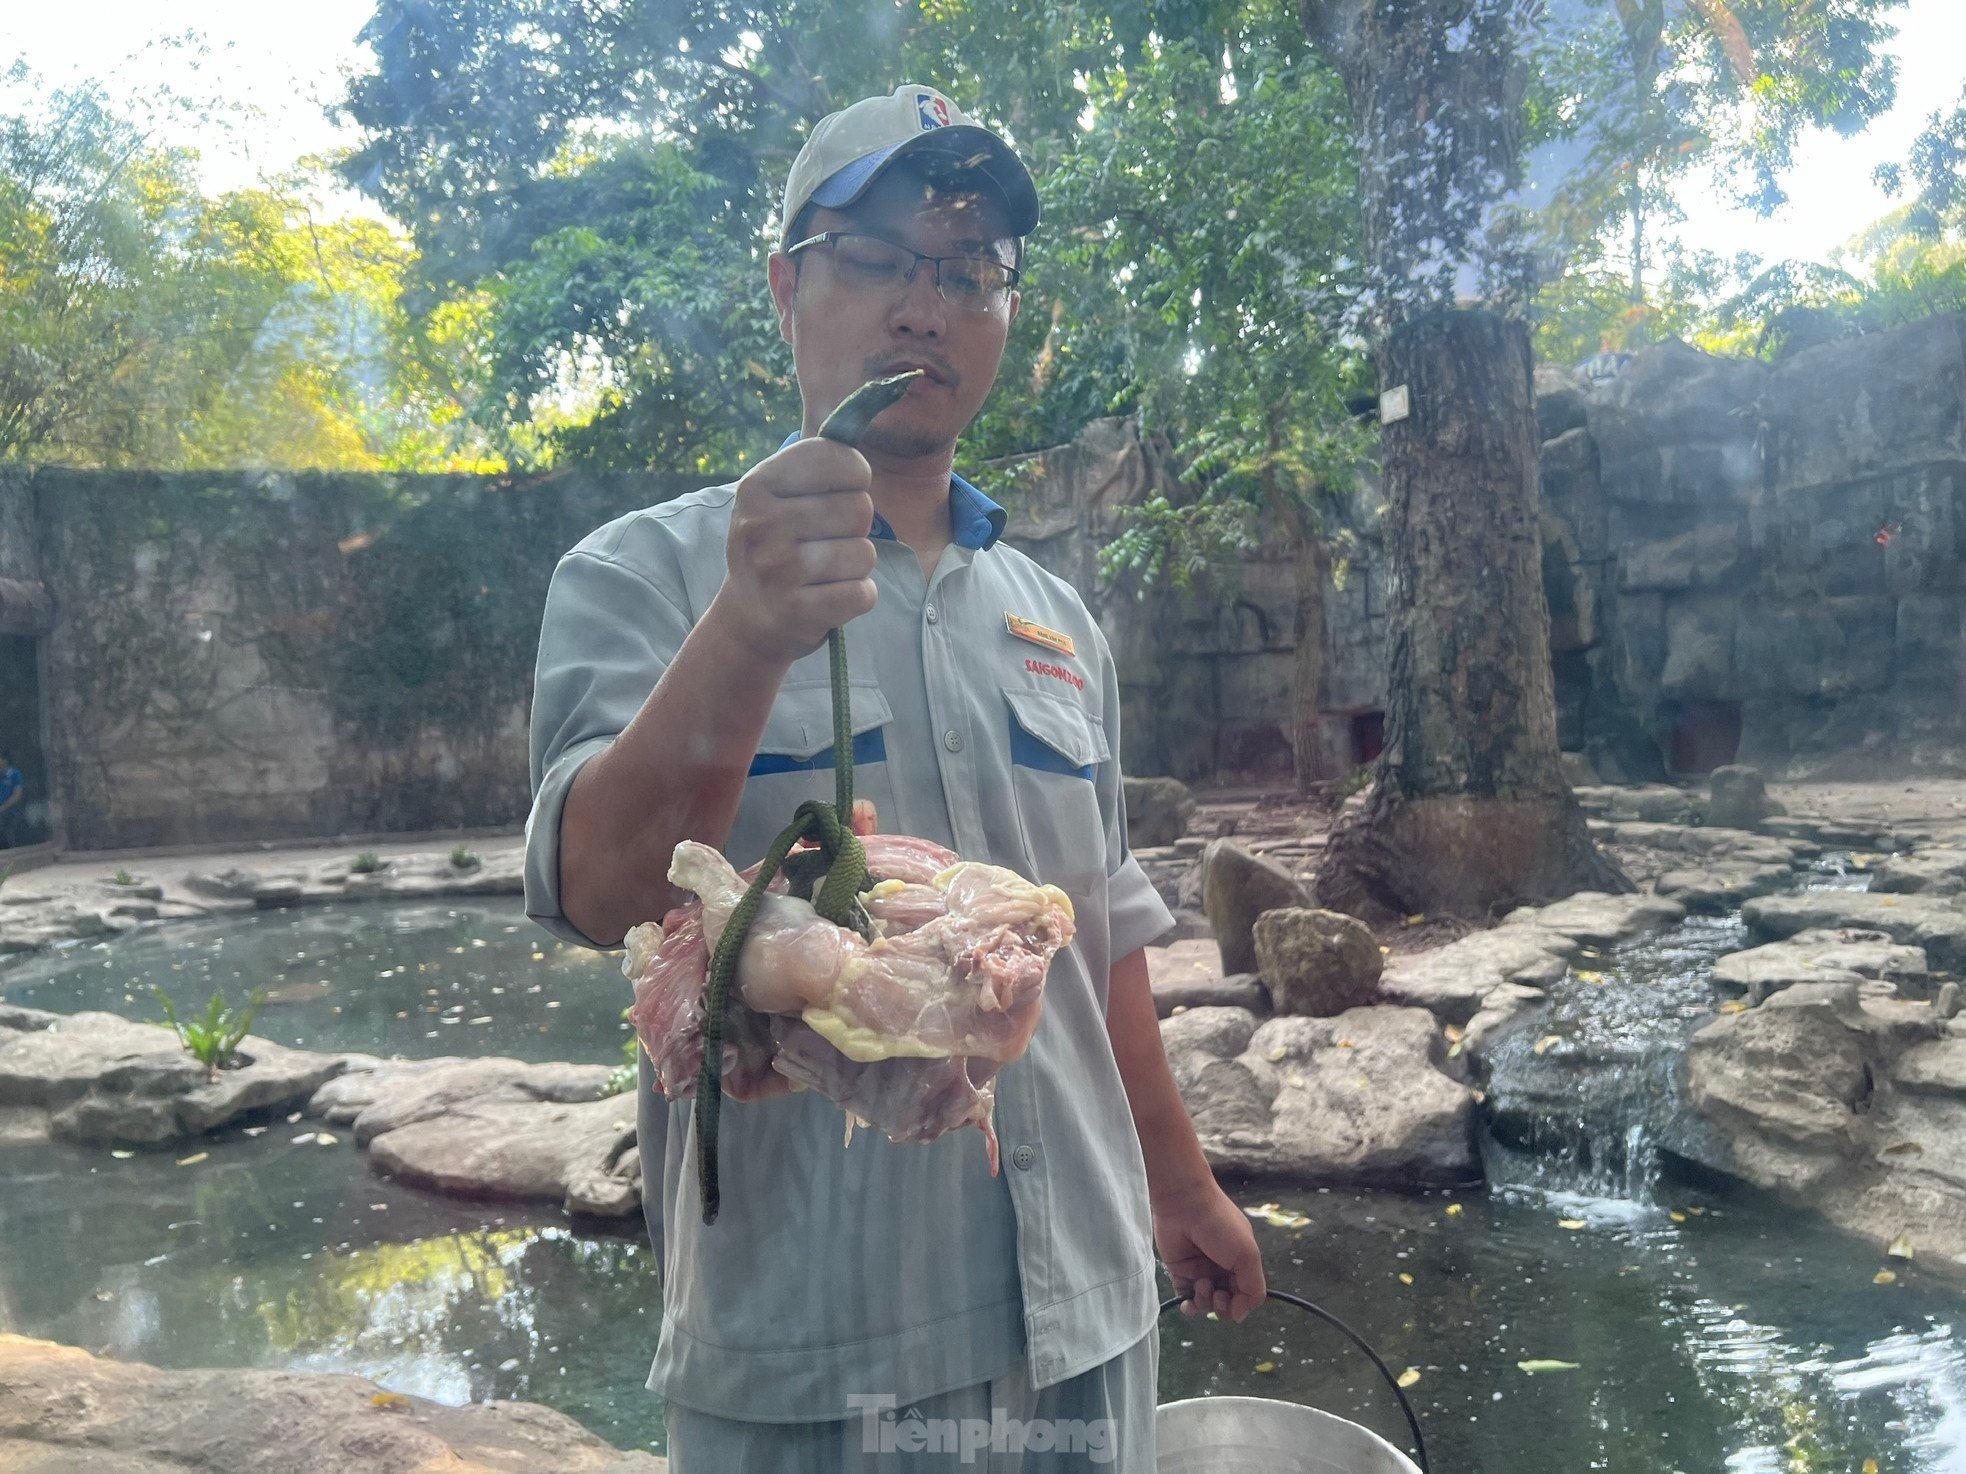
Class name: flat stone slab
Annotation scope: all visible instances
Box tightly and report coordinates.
[0,1334,665,1472]
[1161,1005,1477,1184]
[1762,815,1901,850]
[0,1010,350,1146]
[1872,848,1966,896]
[1501,890,1687,947]
[1713,928,1930,1002]
[1743,891,1966,971]
[1573,784,1702,822]
[1596,821,1809,866]
[313,1056,638,1218]
[1655,862,1796,912]
[1381,925,1573,1026]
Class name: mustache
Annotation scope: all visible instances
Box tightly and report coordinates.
[865,352,959,390]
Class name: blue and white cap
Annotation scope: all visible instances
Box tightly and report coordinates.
[779,83,1040,246]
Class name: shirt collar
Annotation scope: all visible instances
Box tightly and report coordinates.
[776,431,1005,551]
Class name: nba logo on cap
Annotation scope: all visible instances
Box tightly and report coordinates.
[916,92,952,129]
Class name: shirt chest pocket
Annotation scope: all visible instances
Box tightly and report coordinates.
[728,681,896,866]
[1002,684,1109,898]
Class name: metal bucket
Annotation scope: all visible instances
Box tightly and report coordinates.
[1156,1291,1428,1474]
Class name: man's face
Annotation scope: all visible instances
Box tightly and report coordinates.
[769,164,1021,460]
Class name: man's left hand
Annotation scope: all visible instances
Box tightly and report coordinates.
[1154,1180,1266,1322]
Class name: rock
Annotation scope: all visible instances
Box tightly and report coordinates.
[1872,848,1966,896]
[1145,939,1270,1016]
[1686,977,1966,1276]
[1713,928,1930,1004]
[1743,891,1966,971]
[1559,750,1597,788]
[1253,908,1384,1017]
[1937,982,1962,1021]
[1595,821,1809,865]
[1161,1006,1476,1184]
[1124,775,1197,849]
[1503,890,1686,947]
[314,1057,638,1217]
[369,1094,641,1219]
[1654,862,1795,912]
[1535,364,1589,439]
[1381,925,1576,1025]
[1707,765,1785,831]
[1574,784,1699,823]
[0,1334,665,1471]
[1201,839,1313,976]
[1761,815,1898,850]
[0,1013,349,1146]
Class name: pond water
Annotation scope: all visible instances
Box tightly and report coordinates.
[2,887,1963,1470]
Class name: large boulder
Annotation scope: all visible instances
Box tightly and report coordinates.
[1501,890,1686,947]
[1124,775,1197,849]
[1161,1006,1477,1184]
[1707,765,1785,831]
[1380,926,1573,1027]
[1201,839,1312,975]
[1871,848,1966,896]
[1253,908,1384,1017]
[1686,981,1966,1275]
[0,1335,665,1472]
[0,1011,348,1146]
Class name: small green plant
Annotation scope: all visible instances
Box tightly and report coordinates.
[450,844,480,870]
[111,869,138,886]
[603,1007,640,1096]
[152,985,269,1073]
[350,851,385,874]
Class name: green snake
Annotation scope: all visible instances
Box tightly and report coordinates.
[694,370,924,1225]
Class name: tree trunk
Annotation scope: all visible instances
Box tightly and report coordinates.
[1302,0,1629,919]
[1318,312,1628,918]
[1289,533,1327,793]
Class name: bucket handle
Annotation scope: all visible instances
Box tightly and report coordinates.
[1158,1289,1431,1473]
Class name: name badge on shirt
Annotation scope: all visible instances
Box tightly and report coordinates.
[1005,613,1075,658]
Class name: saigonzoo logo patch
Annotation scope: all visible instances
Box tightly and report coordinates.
[1024,658,1084,692]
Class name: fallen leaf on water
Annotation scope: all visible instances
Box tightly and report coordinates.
[1337,1039,1356,1049]
[1444,1024,1464,1043]
[1447,1041,1464,1059]
[1718,1001,1748,1014]
[1517,1360,1580,1374]
[1864,1460,1879,1474]
[1403,914,1427,927]
[1669,1211,1687,1223]
[1686,1207,1705,1216]
[110,1150,134,1160]
[1244,1204,1312,1228]
[1254,1361,1277,1374]
[1446,1203,1465,1218]
[314,1131,339,1147]
[1397,1368,1422,1388]
[370,1391,412,1409]
[174,1152,207,1167]
[1533,1035,1562,1055]
[1874,1270,1897,1285]
[1575,970,1605,984]
[1558,1219,1587,1230]
[1889,1233,1915,1260]
[1379,945,1392,955]
[1267,1046,1289,1062]
[1399,1273,1414,1285]
[1881,897,1898,907]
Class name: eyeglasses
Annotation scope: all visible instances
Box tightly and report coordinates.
[784,231,1019,312]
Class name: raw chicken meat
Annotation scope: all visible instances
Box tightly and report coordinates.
[622,831,1074,1169]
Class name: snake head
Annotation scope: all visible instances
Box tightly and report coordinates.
[816,370,927,447]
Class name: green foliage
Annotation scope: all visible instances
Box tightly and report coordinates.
[0,62,496,470]
[450,844,480,870]
[350,851,386,874]
[110,870,138,886]
[152,985,268,1072]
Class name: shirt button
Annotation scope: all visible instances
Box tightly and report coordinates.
[1011,1144,1036,1171]
[943,730,963,753]
[925,604,939,625]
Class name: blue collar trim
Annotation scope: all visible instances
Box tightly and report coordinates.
[777,431,1005,550]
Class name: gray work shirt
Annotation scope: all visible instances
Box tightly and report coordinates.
[523,472,1175,1424]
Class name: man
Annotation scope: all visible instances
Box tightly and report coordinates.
[525,84,1263,1470]
[0,750,24,849]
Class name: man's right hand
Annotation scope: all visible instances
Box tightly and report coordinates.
[707,436,879,667]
